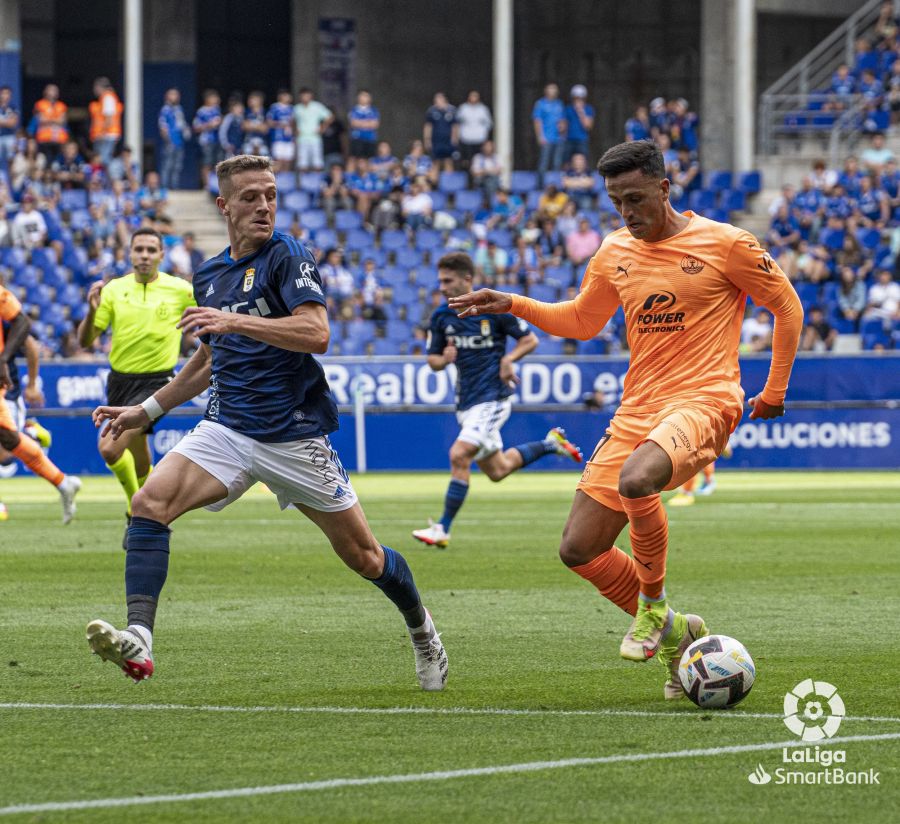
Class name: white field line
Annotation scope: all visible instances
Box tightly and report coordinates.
[1,731,898,816]
[2,701,900,724]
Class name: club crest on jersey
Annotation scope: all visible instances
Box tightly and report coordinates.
[680,255,705,275]
[242,268,255,292]
[481,319,491,336]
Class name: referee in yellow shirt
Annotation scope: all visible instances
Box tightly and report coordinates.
[77,228,196,543]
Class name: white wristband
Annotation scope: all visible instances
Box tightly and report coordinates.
[140,395,165,421]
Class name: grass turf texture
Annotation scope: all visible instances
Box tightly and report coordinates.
[1,471,898,822]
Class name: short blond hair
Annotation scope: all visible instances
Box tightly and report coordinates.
[215,154,273,199]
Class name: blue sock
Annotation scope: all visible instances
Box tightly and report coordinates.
[439,479,468,532]
[514,439,556,468]
[125,516,170,599]
[371,546,426,628]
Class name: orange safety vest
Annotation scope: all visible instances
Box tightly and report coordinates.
[89,90,123,141]
[34,99,69,144]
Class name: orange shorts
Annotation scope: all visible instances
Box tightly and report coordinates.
[577,402,736,512]
[0,391,16,431]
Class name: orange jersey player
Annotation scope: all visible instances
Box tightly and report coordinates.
[0,285,81,522]
[450,140,803,701]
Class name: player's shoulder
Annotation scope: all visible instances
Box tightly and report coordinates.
[430,303,456,324]
[268,230,316,264]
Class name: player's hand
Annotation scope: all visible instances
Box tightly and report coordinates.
[177,305,237,337]
[86,280,104,311]
[0,362,10,391]
[92,404,150,439]
[24,385,45,407]
[449,289,513,318]
[499,356,519,387]
[442,344,458,364]
[748,395,785,420]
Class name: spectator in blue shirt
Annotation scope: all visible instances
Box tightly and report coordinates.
[0,85,20,163]
[671,98,699,152]
[403,139,435,185]
[192,89,222,184]
[424,92,459,172]
[858,69,884,104]
[564,84,594,162]
[852,37,879,77]
[532,83,565,173]
[218,99,244,159]
[157,88,191,190]
[830,64,856,97]
[854,174,890,227]
[838,156,864,196]
[625,105,650,142]
[767,204,801,249]
[349,90,380,162]
[242,91,269,156]
[267,88,295,172]
[648,97,669,137]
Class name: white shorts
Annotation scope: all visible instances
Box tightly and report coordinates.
[271,140,295,162]
[297,137,324,170]
[169,420,358,513]
[455,400,512,461]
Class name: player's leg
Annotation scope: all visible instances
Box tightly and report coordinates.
[669,472,698,507]
[696,461,716,496]
[298,501,448,691]
[478,426,583,483]
[98,424,143,514]
[413,439,475,548]
[87,421,248,682]
[0,397,80,523]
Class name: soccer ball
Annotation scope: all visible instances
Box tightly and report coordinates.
[678,634,756,709]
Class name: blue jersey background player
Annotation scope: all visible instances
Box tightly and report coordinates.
[87,155,447,691]
[412,252,582,549]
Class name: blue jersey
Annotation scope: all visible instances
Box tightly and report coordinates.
[158,104,188,147]
[425,105,457,147]
[267,102,293,143]
[349,105,379,141]
[192,230,338,442]
[193,105,221,146]
[427,306,530,411]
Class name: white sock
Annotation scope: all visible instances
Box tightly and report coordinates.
[127,624,153,651]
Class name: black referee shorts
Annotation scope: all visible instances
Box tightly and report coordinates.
[106,369,174,434]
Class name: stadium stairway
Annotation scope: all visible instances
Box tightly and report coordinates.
[166,191,227,257]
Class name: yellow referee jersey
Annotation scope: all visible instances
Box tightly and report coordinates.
[93,272,196,373]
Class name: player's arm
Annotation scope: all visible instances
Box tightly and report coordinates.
[499,329,537,386]
[723,232,804,420]
[23,335,44,407]
[77,280,106,348]
[178,302,329,353]
[93,343,213,439]
[449,253,620,340]
[0,312,30,390]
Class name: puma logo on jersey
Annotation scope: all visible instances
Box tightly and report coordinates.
[616,262,632,277]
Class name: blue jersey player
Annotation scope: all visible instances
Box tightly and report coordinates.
[412,253,582,549]
[87,155,447,691]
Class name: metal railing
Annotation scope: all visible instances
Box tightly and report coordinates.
[758,0,891,156]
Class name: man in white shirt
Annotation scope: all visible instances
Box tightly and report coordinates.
[741,308,773,351]
[293,88,333,172]
[864,268,900,322]
[11,195,48,250]
[456,90,493,166]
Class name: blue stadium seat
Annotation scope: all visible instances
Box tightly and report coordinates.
[448,227,473,246]
[819,227,845,251]
[42,266,68,291]
[300,172,324,194]
[0,247,26,268]
[542,171,563,188]
[705,208,730,222]
[381,229,408,250]
[856,227,881,251]
[438,171,468,193]
[454,189,483,212]
[413,267,438,289]
[391,284,418,304]
[12,266,40,290]
[543,264,574,285]
[358,247,387,266]
[338,337,364,356]
[380,265,408,283]
[59,283,84,308]
[385,320,411,342]
[344,228,375,251]
[528,283,558,303]
[275,171,297,192]
[738,170,762,194]
[346,319,376,344]
[299,209,327,232]
[69,209,92,231]
[829,309,857,335]
[525,191,542,209]
[334,209,363,231]
[415,228,442,251]
[60,189,88,211]
[486,228,513,248]
[719,190,747,212]
[539,338,565,355]
[371,339,398,355]
[510,170,539,193]
[395,248,423,269]
[274,210,295,231]
[703,171,733,192]
[579,338,608,356]
[794,282,820,306]
[283,190,310,212]
[429,191,448,211]
[688,189,716,212]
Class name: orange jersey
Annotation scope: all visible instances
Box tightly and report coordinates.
[510,212,803,419]
[0,285,23,355]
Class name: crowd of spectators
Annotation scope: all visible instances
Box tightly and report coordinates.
[763,139,900,351]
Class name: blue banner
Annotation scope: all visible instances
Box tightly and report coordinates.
[20,353,900,410]
[3,354,898,475]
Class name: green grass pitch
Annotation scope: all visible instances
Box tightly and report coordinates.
[1,471,898,822]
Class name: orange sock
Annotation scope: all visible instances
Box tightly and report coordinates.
[619,493,668,600]
[682,475,697,493]
[12,434,65,487]
[703,464,715,482]
[571,546,639,615]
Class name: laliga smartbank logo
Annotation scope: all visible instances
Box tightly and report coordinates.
[746,680,880,786]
